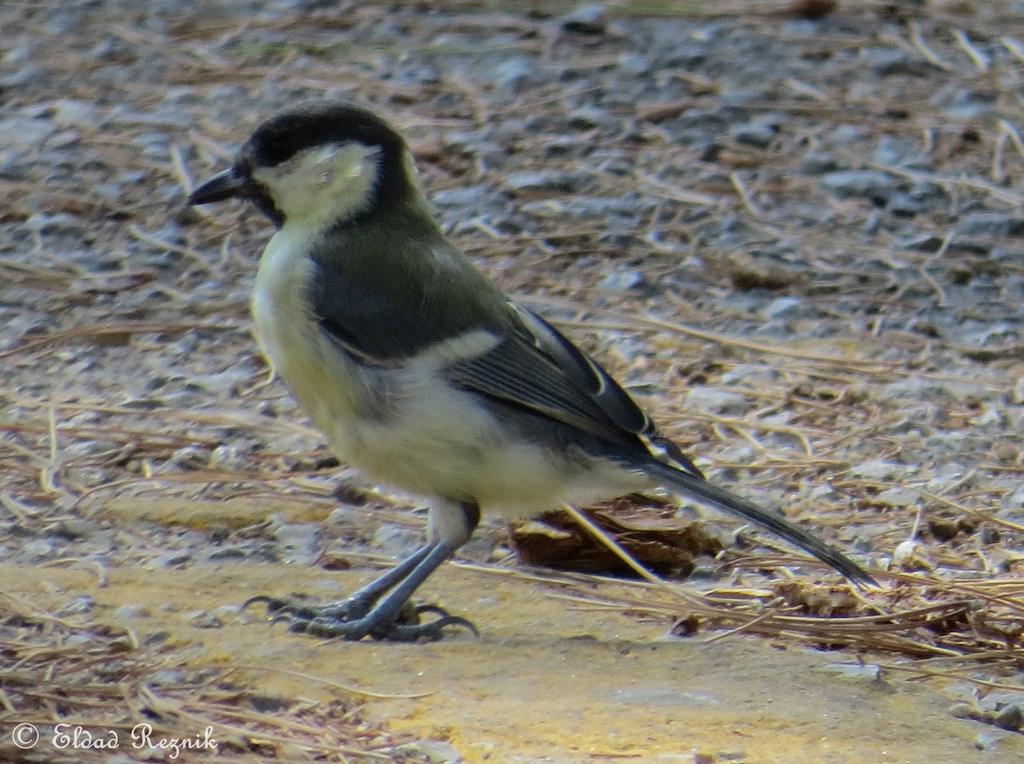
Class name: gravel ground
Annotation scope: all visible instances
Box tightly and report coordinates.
[2,0,1024,758]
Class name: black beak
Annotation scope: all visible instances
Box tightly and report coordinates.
[187,168,256,205]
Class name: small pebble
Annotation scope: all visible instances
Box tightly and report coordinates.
[618,52,649,75]
[142,630,170,646]
[949,702,976,720]
[927,517,959,542]
[187,610,224,629]
[154,551,192,568]
[503,170,591,193]
[164,445,209,471]
[206,545,248,561]
[56,595,96,616]
[874,487,918,507]
[374,523,424,557]
[850,460,905,480]
[820,170,896,202]
[209,443,247,471]
[48,517,97,539]
[249,694,291,713]
[559,3,606,35]
[993,704,1023,732]
[493,59,536,93]
[113,605,150,620]
[979,526,1001,545]
[598,268,645,293]
[685,387,748,416]
[957,212,1024,238]
[730,122,776,148]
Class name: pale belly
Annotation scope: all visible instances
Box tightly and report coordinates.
[254,303,643,517]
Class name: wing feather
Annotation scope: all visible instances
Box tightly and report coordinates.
[447,303,703,477]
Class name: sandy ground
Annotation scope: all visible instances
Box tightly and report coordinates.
[7,548,1021,764]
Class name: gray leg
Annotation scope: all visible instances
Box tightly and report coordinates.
[245,500,481,642]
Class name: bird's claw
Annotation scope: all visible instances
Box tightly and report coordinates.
[241,593,370,621]
[241,594,477,642]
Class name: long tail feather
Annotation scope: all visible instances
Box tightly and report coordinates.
[644,461,876,586]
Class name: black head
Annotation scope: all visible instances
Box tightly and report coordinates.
[242,101,406,169]
[188,101,416,227]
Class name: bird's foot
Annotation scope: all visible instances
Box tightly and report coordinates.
[242,595,477,642]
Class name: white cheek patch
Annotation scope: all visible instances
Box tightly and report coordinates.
[253,142,382,226]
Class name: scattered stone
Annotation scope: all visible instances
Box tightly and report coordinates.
[212,604,240,621]
[927,517,959,542]
[164,445,209,471]
[730,122,776,148]
[0,113,54,150]
[113,604,150,620]
[56,595,96,617]
[957,212,1024,238]
[503,170,592,193]
[618,52,649,76]
[685,387,748,416]
[598,268,645,292]
[568,107,621,131]
[142,630,171,647]
[926,463,971,493]
[559,3,607,35]
[492,58,538,94]
[825,662,883,682]
[950,702,977,719]
[874,487,918,507]
[48,517,97,539]
[762,296,804,320]
[271,517,320,565]
[941,87,998,120]
[873,135,923,167]
[374,523,424,558]
[205,545,248,561]
[187,610,224,629]
[974,733,999,751]
[820,170,896,202]
[249,693,291,713]
[849,460,905,480]
[155,551,192,568]
[51,98,105,130]
[716,444,757,465]
[208,443,248,471]
[800,151,840,174]
[980,526,1001,545]
[865,47,932,77]
[22,538,57,561]
[720,365,778,386]
[892,540,932,571]
[993,704,1023,732]
[149,669,188,686]
[897,233,946,252]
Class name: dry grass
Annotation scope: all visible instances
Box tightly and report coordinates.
[0,595,429,763]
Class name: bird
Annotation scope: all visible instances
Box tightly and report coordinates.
[187,101,874,642]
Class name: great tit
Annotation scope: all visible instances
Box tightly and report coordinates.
[187,101,873,642]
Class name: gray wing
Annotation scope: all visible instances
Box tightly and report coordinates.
[446,303,704,478]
